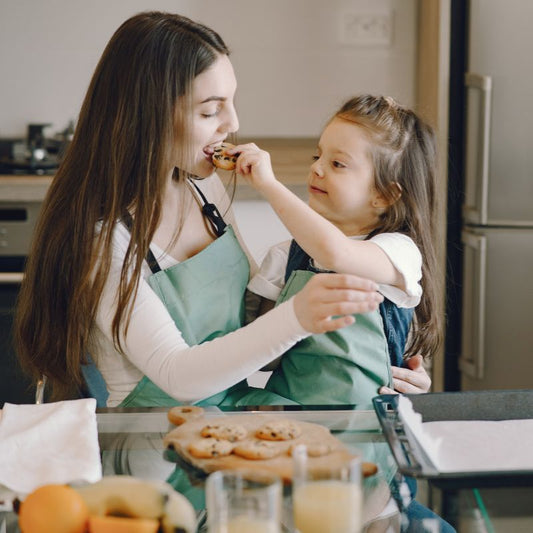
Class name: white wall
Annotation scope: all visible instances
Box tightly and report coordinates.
[0,0,417,138]
[232,200,291,263]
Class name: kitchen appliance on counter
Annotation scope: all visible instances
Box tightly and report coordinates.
[0,123,64,175]
[447,0,533,391]
[0,201,43,405]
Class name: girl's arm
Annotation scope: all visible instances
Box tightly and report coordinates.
[233,144,405,289]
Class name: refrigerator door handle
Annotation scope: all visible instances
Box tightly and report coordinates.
[459,231,487,379]
[463,73,492,225]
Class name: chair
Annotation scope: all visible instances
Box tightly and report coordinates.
[80,355,109,407]
[35,354,109,407]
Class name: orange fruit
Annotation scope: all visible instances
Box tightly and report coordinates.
[18,484,89,533]
[88,515,159,533]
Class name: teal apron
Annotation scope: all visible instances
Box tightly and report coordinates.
[119,183,293,408]
[119,224,250,407]
[265,270,393,408]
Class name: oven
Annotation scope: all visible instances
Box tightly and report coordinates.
[0,201,43,405]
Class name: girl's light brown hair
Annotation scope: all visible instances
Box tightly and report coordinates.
[14,11,230,400]
[335,94,442,359]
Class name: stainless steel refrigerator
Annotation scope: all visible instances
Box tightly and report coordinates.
[458,0,533,390]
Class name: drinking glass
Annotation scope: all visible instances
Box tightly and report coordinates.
[205,469,282,533]
[292,444,363,533]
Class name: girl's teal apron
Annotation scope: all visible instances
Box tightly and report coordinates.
[264,269,393,409]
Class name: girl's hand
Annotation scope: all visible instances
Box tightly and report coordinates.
[379,354,431,394]
[292,273,384,334]
[231,143,277,191]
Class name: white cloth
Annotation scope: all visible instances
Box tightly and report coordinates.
[0,399,102,494]
[248,233,422,308]
[88,175,308,407]
[398,396,533,473]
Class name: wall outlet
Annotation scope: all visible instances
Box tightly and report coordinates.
[339,10,393,47]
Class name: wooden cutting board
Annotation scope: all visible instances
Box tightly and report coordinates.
[163,413,376,484]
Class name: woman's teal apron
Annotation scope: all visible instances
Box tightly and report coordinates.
[119,224,251,407]
[265,270,393,408]
[119,185,293,408]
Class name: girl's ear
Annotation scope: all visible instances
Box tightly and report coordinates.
[372,182,402,208]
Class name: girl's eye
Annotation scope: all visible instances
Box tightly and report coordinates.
[311,155,319,162]
[332,160,346,168]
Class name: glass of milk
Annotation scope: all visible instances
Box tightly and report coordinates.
[292,444,363,533]
[206,469,282,533]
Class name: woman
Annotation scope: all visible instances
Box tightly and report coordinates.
[14,11,386,407]
[14,12,444,529]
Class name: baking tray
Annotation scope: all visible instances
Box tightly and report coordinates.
[373,389,533,489]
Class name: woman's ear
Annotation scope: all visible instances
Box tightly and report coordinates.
[372,182,402,208]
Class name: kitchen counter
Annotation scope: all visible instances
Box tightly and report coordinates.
[0,138,316,203]
[0,175,52,202]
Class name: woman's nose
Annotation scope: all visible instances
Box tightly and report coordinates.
[221,103,239,134]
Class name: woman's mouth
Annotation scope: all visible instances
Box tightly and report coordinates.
[203,141,225,162]
[203,146,215,160]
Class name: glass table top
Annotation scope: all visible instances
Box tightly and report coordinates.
[2,405,533,532]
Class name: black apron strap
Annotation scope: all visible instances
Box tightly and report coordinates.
[121,181,227,275]
[188,179,228,237]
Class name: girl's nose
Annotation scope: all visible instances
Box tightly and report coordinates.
[311,158,324,178]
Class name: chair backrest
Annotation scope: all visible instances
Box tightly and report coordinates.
[35,354,109,407]
[80,354,109,407]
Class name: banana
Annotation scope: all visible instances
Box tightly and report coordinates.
[75,475,196,533]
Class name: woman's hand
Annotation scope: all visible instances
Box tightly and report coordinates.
[231,143,277,191]
[292,273,383,334]
[379,354,431,394]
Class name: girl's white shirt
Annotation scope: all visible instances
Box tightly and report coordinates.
[88,174,307,407]
[248,233,422,308]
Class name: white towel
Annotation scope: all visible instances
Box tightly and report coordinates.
[0,398,102,494]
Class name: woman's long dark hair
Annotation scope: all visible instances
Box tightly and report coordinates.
[14,12,230,400]
[336,95,442,359]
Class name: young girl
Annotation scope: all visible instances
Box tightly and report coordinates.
[234,94,442,406]
[14,13,383,407]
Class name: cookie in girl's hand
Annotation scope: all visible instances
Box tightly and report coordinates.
[212,142,238,170]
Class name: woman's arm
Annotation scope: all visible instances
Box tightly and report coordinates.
[251,295,281,371]
[232,144,404,288]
